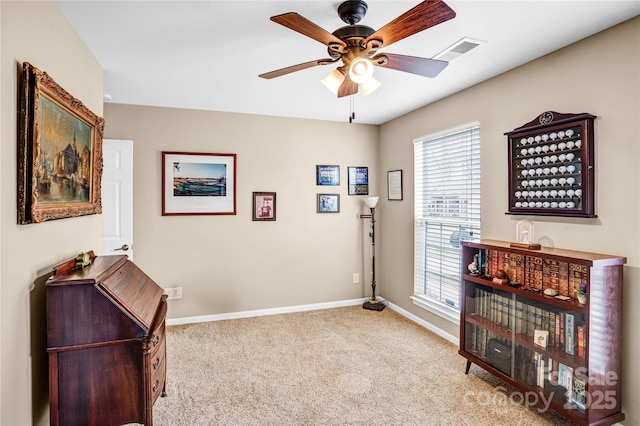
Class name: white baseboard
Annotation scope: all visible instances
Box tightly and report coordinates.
[166,298,367,326]
[166,297,459,347]
[384,300,459,346]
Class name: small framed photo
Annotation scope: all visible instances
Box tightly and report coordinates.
[252,192,276,221]
[316,165,340,186]
[387,169,403,201]
[347,166,369,195]
[317,194,340,213]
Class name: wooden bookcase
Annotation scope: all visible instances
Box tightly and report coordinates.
[459,239,626,426]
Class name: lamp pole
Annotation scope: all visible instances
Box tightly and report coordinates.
[360,198,384,311]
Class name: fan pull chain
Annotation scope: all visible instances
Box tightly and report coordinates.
[349,95,355,124]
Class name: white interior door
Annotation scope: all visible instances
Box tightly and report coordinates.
[102,139,134,261]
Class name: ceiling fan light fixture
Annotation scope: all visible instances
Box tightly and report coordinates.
[349,57,374,84]
[321,68,345,95]
[359,75,381,96]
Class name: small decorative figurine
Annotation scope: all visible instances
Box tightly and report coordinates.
[75,252,91,269]
[575,282,588,304]
[493,269,508,285]
[510,219,541,250]
[468,254,480,275]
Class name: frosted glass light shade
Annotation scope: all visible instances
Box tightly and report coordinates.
[359,76,381,96]
[363,196,379,209]
[320,69,345,95]
[349,58,374,84]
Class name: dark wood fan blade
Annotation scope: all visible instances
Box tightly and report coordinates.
[337,73,358,98]
[259,58,336,79]
[373,53,448,78]
[271,13,347,48]
[365,0,456,48]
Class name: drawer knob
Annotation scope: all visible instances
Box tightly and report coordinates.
[153,357,160,369]
[153,380,160,392]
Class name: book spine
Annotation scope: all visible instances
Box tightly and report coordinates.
[515,301,524,335]
[559,261,569,297]
[527,304,536,337]
[534,257,543,290]
[547,309,555,347]
[565,313,575,355]
[558,363,568,390]
[559,312,565,351]
[490,249,498,277]
[577,325,585,358]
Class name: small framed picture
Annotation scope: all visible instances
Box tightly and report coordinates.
[252,192,276,221]
[387,169,403,201]
[316,165,340,186]
[347,166,369,195]
[317,194,340,213]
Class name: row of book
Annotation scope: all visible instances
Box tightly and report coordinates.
[520,346,587,412]
[473,287,586,357]
[475,249,588,298]
[468,330,587,412]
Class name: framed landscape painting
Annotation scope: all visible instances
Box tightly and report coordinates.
[162,151,236,215]
[18,62,104,224]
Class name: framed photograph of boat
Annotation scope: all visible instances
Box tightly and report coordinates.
[162,151,237,216]
[17,62,105,224]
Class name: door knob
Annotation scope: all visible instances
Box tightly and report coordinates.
[114,244,129,252]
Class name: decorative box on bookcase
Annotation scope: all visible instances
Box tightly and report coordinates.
[459,239,626,426]
[505,111,596,217]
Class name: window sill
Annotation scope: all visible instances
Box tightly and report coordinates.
[410,295,460,325]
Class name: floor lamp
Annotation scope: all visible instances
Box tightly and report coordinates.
[360,196,384,311]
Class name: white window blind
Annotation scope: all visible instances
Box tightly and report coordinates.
[413,123,481,321]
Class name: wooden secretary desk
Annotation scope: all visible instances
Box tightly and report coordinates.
[46,252,167,426]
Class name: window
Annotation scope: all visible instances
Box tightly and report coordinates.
[412,122,481,323]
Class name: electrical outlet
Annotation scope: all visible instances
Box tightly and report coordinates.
[164,286,183,300]
[353,273,360,284]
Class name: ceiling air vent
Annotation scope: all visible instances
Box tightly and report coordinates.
[434,37,485,62]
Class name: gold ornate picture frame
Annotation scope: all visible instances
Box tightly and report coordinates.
[18,62,104,224]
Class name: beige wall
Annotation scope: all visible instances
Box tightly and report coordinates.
[103,105,378,319]
[1,1,638,425]
[1,1,104,425]
[378,16,639,425]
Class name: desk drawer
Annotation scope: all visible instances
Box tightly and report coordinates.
[149,321,165,357]
[151,349,166,402]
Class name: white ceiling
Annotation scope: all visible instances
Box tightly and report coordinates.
[54,1,639,125]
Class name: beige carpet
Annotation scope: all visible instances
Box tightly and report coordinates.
[153,306,572,425]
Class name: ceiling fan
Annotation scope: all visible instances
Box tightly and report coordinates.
[259,0,456,98]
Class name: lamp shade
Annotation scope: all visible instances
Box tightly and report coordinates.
[320,69,345,95]
[363,196,379,209]
[359,76,381,96]
[349,58,374,84]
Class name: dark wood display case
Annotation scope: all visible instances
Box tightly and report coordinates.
[505,111,596,217]
[459,239,626,426]
[46,252,167,426]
